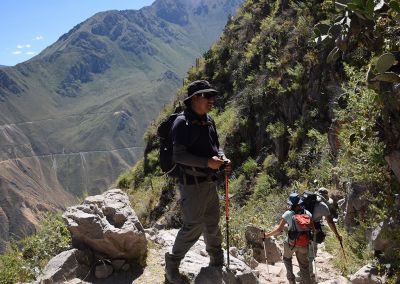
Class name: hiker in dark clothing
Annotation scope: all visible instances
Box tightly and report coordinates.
[165,80,231,284]
[262,193,313,284]
[302,190,342,282]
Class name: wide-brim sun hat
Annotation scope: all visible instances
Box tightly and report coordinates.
[184,80,218,103]
[287,192,303,206]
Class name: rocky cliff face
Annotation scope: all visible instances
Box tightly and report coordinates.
[0,0,244,253]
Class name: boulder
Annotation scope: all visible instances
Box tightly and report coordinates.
[38,249,91,284]
[95,261,113,279]
[344,182,370,232]
[366,217,400,255]
[245,225,282,264]
[350,265,384,284]
[63,189,147,261]
[385,151,400,183]
[111,259,126,271]
[319,276,349,284]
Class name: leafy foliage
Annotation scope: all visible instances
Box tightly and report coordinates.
[0,214,71,283]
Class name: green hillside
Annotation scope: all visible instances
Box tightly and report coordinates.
[118,0,400,280]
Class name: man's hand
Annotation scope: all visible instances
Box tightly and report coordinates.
[223,158,232,175]
[260,231,266,241]
[336,234,343,242]
[208,156,225,170]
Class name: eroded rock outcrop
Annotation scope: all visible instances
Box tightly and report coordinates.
[62,189,147,260]
[245,225,282,264]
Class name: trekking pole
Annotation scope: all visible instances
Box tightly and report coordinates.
[311,234,317,281]
[261,230,270,279]
[219,155,230,269]
[225,172,230,268]
[339,238,347,263]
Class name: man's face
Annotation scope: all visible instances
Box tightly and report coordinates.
[191,93,216,114]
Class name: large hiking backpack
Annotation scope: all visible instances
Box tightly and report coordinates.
[156,111,215,177]
[302,191,319,214]
[302,191,326,243]
[157,112,185,177]
[287,211,312,247]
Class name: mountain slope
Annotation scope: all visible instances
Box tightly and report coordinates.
[0,0,243,253]
[122,0,400,279]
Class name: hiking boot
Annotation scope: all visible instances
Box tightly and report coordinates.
[311,273,317,283]
[296,272,316,283]
[165,252,182,284]
[209,253,224,268]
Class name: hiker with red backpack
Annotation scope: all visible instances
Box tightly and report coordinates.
[162,80,232,284]
[262,193,314,284]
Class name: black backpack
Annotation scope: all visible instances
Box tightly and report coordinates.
[302,191,326,243]
[157,112,185,177]
[157,110,216,177]
[302,191,319,215]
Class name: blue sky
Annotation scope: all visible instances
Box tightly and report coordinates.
[0,0,155,66]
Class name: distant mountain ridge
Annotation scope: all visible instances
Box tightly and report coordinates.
[0,0,243,253]
[0,65,6,69]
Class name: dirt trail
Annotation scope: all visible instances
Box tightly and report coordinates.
[257,243,348,284]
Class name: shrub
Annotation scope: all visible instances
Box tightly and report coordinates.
[325,225,374,275]
[117,172,133,190]
[0,252,32,284]
[0,213,71,283]
[253,173,277,199]
[266,121,286,139]
[242,157,258,178]
[229,174,246,195]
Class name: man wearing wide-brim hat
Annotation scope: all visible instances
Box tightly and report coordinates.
[164,80,232,283]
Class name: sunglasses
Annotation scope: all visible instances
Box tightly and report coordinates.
[197,93,216,99]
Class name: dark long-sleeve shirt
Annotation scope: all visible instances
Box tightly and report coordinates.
[171,107,223,183]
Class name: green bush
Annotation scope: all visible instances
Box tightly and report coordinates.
[117,172,133,190]
[266,121,286,139]
[229,174,246,195]
[242,157,258,178]
[0,213,71,283]
[210,106,238,147]
[262,154,278,170]
[146,149,161,174]
[117,159,145,190]
[239,142,250,156]
[253,173,277,199]
[335,65,387,183]
[0,252,32,284]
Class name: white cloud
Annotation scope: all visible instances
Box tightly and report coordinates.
[12,51,22,55]
[16,44,31,49]
[35,36,44,40]
[26,51,35,55]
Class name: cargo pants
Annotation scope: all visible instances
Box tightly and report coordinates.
[170,180,223,262]
[283,241,312,284]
